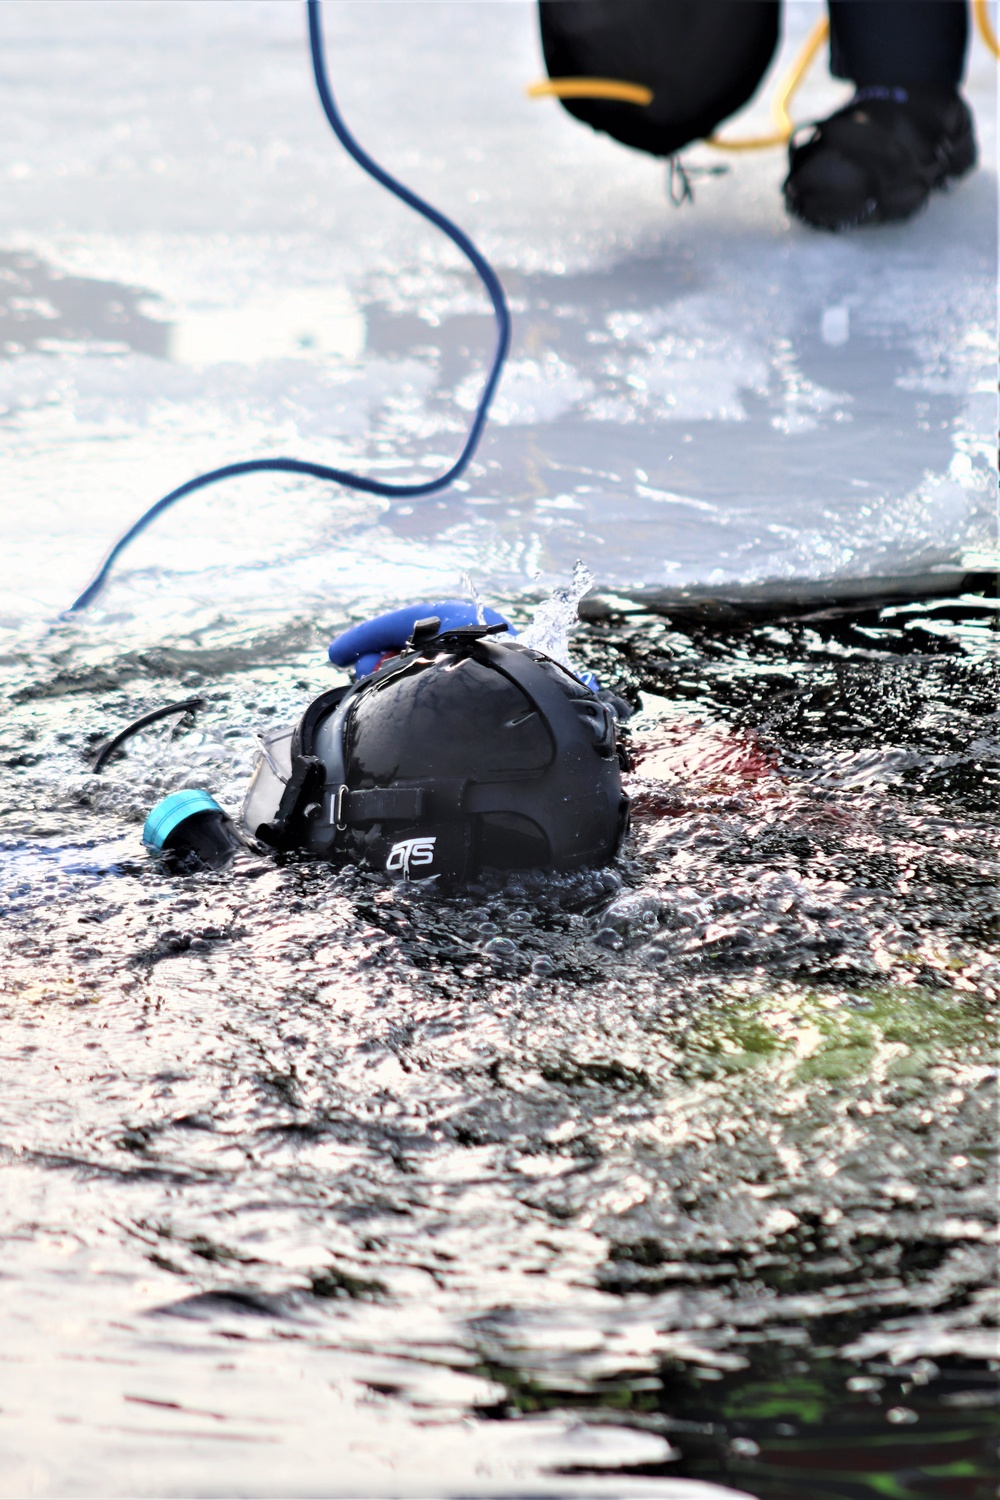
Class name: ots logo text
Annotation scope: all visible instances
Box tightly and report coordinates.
[386,836,437,879]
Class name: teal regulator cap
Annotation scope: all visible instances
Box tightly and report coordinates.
[143,789,225,851]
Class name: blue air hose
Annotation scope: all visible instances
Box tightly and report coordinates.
[68,0,511,612]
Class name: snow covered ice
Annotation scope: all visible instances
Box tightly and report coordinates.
[0,0,995,631]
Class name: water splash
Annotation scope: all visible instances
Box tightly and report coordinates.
[461,571,488,627]
[518,559,595,672]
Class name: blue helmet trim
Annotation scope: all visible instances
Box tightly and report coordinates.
[143,790,223,851]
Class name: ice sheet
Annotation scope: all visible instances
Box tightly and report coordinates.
[0,0,995,628]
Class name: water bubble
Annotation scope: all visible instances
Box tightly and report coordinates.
[598,890,667,943]
[483,936,517,960]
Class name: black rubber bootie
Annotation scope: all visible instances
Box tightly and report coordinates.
[784,86,977,231]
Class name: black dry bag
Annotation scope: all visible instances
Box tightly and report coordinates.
[538,0,781,158]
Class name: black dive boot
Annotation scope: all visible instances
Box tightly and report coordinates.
[783,86,977,231]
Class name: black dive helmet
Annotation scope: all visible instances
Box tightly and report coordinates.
[242,619,630,885]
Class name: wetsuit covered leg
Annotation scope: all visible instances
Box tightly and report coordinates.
[828,0,969,87]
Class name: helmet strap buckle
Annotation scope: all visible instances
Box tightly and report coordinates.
[406,616,442,650]
[334,784,349,831]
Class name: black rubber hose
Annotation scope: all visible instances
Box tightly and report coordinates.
[91,698,205,773]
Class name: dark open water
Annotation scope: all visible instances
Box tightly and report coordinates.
[1,581,997,1496]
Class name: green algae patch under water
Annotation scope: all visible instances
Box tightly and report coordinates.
[0,585,997,1496]
[475,1346,999,1499]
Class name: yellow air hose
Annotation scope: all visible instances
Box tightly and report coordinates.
[974,0,1000,59]
[526,77,653,106]
[706,16,828,150]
